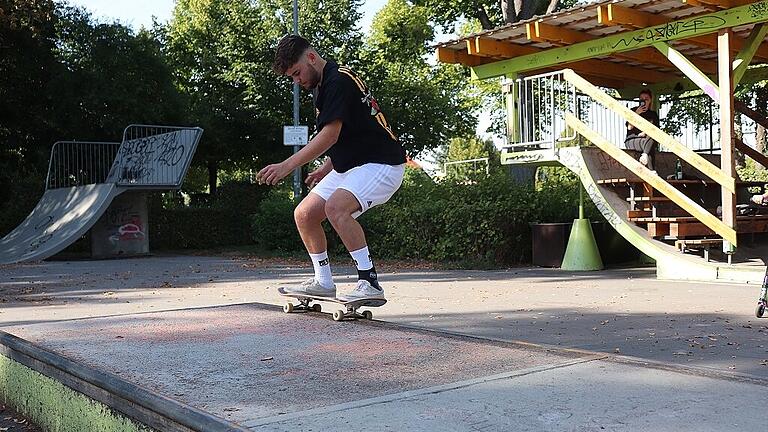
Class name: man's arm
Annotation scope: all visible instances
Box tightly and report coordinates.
[257,120,342,185]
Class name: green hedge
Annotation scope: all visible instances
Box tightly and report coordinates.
[242,167,600,266]
[1,167,600,266]
[148,181,269,250]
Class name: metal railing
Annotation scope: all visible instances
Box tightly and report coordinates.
[108,125,204,188]
[503,69,757,155]
[503,71,577,150]
[46,141,121,190]
[443,157,490,177]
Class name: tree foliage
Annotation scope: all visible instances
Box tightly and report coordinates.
[164,0,364,193]
[359,0,476,157]
[413,0,579,31]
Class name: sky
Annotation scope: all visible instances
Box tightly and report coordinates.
[69,0,390,35]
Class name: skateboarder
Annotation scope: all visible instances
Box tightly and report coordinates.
[257,35,406,302]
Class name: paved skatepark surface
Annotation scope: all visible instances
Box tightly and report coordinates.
[5,304,580,425]
[1,255,767,430]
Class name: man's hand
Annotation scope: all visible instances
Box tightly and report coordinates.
[256,162,292,186]
[305,167,329,188]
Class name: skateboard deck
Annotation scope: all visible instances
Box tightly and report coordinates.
[278,287,386,321]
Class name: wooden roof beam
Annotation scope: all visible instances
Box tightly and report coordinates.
[599,3,768,60]
[529,21,716,75]
[526,21,592,45]
[681,0,756,10]
[436,47,492,67]
[473,35,679,83]
[469,37,539,58]
[567,59,678,84]
[472,2,768,80]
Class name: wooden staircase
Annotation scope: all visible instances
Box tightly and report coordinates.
[596,164,768,261]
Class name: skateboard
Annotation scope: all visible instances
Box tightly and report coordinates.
[278,287,386,321]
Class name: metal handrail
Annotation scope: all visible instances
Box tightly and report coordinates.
[444,157,490,176]
[502,68,757,156]
[503,70,577,151]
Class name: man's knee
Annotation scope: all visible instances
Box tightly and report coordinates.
[294,197,325,226]
[324,192,359,226]
[324,200,345,226]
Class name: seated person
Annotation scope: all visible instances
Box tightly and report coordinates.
[624,89,660,170]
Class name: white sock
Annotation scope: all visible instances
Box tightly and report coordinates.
[309,251,334,288]
[350,246,373,270]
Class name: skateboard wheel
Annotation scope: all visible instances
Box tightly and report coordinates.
[362,310,373,320]
[312,303,322,313]
[757,302,766,318]
[283,303,294,313]
[333,310,344,321]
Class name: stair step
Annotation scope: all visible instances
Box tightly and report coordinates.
[626,196,670,202]
[597,178,631,185]
[630,217,693,222]
[632,215,768,223]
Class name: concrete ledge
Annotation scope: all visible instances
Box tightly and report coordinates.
[0,331,247,432]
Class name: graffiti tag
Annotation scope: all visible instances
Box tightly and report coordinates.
[750,2,768,18]
[611,16,727,50]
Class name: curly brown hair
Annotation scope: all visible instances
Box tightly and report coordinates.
[273,34,311,74]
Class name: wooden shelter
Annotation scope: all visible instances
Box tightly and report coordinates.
[436,0,768,282]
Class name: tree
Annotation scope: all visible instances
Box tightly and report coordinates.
[53,6,184,140]
[414,0,577,31]
[164,0,364,195]
[359,0,476,157]
[0,0,60,174]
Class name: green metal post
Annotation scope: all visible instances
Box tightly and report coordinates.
[561,184,604,271]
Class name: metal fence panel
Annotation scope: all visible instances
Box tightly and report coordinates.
[46,142,121,190]
[109,125,204,188]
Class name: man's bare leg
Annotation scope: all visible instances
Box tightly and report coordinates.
[325,189,383,298]
[294,193,329,253]
[324,189,366,251]
[292,193,335,292]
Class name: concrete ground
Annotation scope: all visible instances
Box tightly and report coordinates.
[1,255,767,430]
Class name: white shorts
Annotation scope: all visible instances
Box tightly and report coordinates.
[311,163,405,218]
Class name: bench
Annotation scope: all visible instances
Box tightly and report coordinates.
[675,238,725,263]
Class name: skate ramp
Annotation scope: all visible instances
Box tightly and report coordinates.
[560,147,766,283]
[0,126,202,265]
[0,184,122,265]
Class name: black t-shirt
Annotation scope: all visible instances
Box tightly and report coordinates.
[314,61,406,173]
[626,107,660,137]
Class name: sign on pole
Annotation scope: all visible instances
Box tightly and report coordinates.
[283,126,308,146]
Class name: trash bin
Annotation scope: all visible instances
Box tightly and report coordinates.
[531,222,571,267]
[532,222,641,267]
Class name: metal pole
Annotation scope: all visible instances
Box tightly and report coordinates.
[292,0,301,201]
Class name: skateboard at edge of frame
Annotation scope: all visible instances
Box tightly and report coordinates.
[278,287,386,321]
